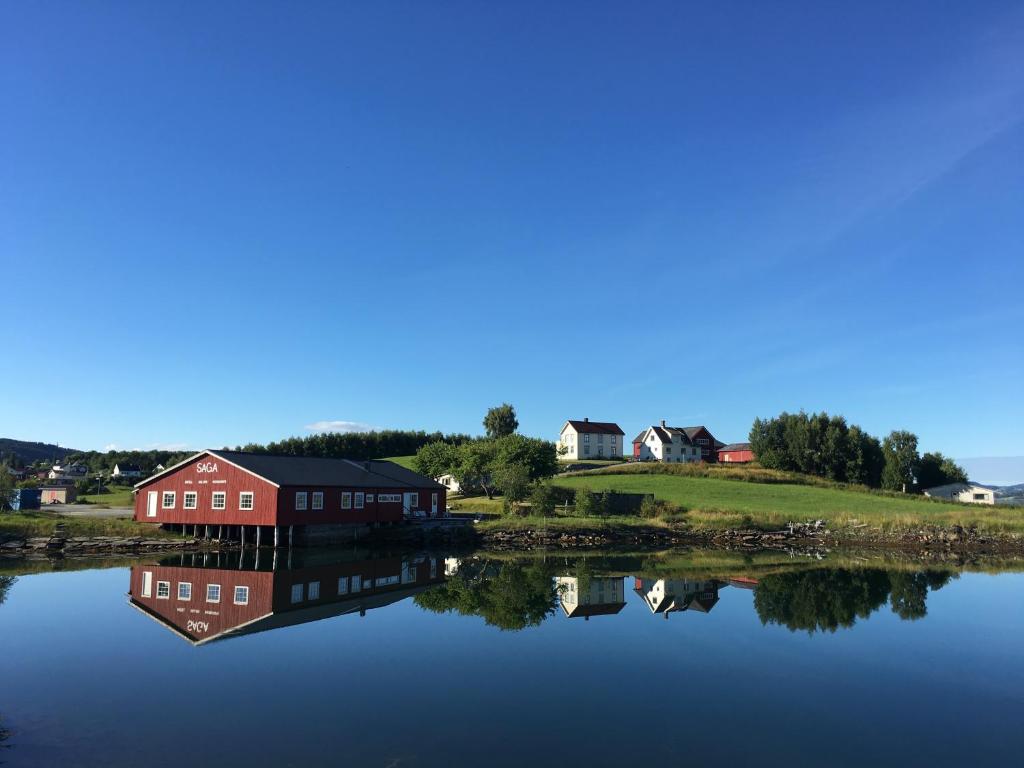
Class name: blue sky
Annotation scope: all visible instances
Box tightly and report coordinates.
[2,2,1022,482]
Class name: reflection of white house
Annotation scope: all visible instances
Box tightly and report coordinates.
[923,483,995,505]
[436,474,462,495]
[633,578,721,617]
[559,419,625,460]
[556,576,627,619]
[632,422,702,463]
[444,558,461,577]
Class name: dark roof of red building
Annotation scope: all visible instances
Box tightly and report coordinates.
[718,443,752,452]
[565,420,624,435]
[137,450,443,490]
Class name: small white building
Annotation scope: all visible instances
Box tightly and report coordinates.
[436,473,462,495]
[559,419,625,460]
[48,463,88,480]
[112,463,143,479]
[923,483,995,505]
[632,421,702,463]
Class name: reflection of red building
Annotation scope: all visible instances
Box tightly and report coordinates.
[128,553,445,645]
[133,450,446,545]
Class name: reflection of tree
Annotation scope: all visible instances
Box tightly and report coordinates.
[0,576,15,607]
[0,713,10,760]
[754,569,956,633]
[415,560,557,631]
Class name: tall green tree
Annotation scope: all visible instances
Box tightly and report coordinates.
[483,403,518,438]
[916,452,968,490]
[0,466,15,511]
[881,431,920,493]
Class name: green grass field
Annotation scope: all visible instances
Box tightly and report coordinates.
[382,455,418,470]
[551,472,1023,533]
[0,510,180,539]
[77,487,136,507]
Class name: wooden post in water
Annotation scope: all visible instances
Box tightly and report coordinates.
[274,525,280,548]
[241,525,246,547]
[272,548,278,571]
[256,526,262,548]
[288,525,294,549]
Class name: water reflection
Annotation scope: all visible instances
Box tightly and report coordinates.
[753,568,957,633]
[127,550,446,645]
[121,550,969,641]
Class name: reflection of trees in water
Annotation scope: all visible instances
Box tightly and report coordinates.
[415,560,557,631]
[754,569,957,632]
[0,713,11,761]
[0,576,15,607]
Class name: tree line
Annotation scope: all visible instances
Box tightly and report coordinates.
[234,429,473,461]
[749,411,966,493]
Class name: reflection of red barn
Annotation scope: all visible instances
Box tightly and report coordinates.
[128,553,445,645]
[726,577,759,590]
[717,443,754,464]
[133,450,445,545]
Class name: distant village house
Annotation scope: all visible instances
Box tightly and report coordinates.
[112,463,143,480]
[923,483,995,505]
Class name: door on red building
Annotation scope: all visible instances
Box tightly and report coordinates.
[146,491,158,517]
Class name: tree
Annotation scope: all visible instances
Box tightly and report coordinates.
[882,431,920,493]
[846,426,884,487]
[483,403,518,438]
[494,463,531,513]
[456,440,500,499]
[0,466,14,512]
[413,441,460,479]
[493,434,558,482]
[916,452,968,490]
[574,488,596,517]
[529,482,557,517]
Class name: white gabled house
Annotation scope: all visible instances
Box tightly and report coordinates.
[632,421,702,463]
[436,473,462,495]
[559,419,625,461]
[923,483,995,505]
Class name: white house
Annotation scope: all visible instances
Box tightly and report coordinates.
[112,463,143,479]
[632,421,702,463]
[559,419,625,461]
[923,483,995,505]
[436,473,462,495]
[48,463,88,480]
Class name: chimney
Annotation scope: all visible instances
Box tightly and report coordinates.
[583,417,589,423]
[660,419,666,428]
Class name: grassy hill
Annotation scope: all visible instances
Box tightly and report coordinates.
[550,464,1024,534]
[382,455,418,470]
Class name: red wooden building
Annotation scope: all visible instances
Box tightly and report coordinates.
[127,552,445,645]
[133,449,445,545]
[717,443,754,463]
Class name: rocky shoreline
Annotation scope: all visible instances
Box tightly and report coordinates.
[479,521,1024,556]
[0,528,207,558]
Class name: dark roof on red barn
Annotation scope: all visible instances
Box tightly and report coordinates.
[566,420,624,435]
[718,443,752,452]
[138,450,442,490]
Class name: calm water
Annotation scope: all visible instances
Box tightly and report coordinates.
[1,547,1022,767]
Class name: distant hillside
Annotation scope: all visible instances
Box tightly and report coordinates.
[994,484,1024,506]
[0,438,80,466]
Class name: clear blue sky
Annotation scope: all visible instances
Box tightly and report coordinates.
[2,2,1022,482]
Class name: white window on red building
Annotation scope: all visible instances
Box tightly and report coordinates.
[355,492,364,509]
[239,492,254,510]
[341,492,352,509]
[295,491,307,511]
[212,492,226,510]
[162,491,175,509]
[312,492,323,510]
[183,492,198,509]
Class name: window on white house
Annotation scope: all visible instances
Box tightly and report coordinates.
[239,492,254,510]
[355,492,364,509]
[584,445,590,455]
[308,581,320,600]
[583,434,590,443]
[666,447,672,454]
[341,492,352,509]
[183,492,198,509]
[295,492,308,511]
[212,492,226,510]
[312,492,323,510]
[178,582,192,601]
[234,586,249,605]
[291,584,304,604]
[156,581,170,599]
[207,584,221,603]
[162,491,176,509]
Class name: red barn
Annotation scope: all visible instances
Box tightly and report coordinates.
[717,443,754,463]
[133,449,445,545]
